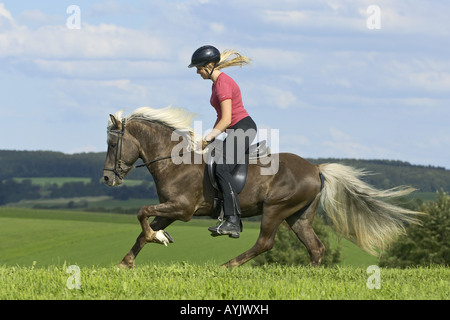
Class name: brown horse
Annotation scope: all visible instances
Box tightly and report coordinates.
[103,106,423,268]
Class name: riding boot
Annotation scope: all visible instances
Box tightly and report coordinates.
[208,215,241,238]
[209,185,243,238]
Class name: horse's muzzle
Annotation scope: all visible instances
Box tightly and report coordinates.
[103,170,123,187]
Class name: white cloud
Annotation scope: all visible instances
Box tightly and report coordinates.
[17,9,61,28]
[267,86,297,109]
[210,22,226,34]
[247,47,307,70]
[381,58,450,94]
[0,3,17,29]
[364,1,450,36]
[263,10,308,25]
[260,4,365,33]
[27,59,174,79]
[409,72,450,92]
[257,0,450,36]
[322,127,394,159]
[0,23,167,60]
[88,0,135,16]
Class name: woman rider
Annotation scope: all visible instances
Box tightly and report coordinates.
[188,45,257,238]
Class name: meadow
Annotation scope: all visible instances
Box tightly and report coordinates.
[1,263,448,300]
[0,207,448,300]
[0,207,375,267]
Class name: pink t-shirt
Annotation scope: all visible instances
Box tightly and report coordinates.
[210,72,249,128]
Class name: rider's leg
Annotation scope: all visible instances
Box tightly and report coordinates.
[208,142,242,238]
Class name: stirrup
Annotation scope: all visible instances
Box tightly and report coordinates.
[208,218,241,238]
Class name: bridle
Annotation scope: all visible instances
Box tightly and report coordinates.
[103,119,128,180]
[103,119,190,179]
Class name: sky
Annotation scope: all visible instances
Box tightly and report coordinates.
[0,0,449,169]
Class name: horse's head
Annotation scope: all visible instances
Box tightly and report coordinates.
[103,114,140,186]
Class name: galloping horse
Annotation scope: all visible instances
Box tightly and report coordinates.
[102,106,423,268]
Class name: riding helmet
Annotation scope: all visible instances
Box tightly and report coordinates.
[188,45,221,68]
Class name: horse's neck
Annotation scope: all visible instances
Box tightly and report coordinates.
[130,120,174,157]
[130,120,186,176]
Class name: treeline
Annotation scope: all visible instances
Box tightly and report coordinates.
[0,178,157,205]
[0,150,149,181]
[0,150,158,205]
[2,150,449,191]
[1,150,450,206]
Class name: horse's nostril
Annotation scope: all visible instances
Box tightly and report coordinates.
[104,176,109,182]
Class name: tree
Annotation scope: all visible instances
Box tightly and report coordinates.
[252,216,340,267]
[379,190,450,268]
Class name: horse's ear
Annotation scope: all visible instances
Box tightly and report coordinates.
[109,114,122,130]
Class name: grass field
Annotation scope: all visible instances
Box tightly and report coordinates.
[0,207,447,300]
[1,263,448,300]
[0,207,375,267]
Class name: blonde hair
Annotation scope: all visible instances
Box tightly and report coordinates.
[208,49,251,70]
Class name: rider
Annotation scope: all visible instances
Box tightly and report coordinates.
[188,45,257,238]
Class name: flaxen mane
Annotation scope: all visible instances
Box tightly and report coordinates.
[107,106,201,151]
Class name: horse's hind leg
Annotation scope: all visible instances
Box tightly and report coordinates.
[285,193,325,266]
[222,203,289,268]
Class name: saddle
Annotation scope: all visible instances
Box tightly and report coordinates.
[206,140,270,193]
[206,140,270,219]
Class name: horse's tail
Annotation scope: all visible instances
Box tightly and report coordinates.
[318,163,424,256]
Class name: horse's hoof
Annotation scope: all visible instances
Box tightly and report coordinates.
[163,230,174,243]
[116,262,134,270]
[155,230,173,246]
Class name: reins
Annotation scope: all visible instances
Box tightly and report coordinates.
[134,154,184,168]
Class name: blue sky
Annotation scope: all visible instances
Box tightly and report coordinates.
[1,0,449,169]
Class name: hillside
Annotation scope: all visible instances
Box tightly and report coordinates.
[0,150,146,181]
[1,149,449,192]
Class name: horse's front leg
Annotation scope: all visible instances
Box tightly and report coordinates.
[118,217,174,269]
[137,201,187,244]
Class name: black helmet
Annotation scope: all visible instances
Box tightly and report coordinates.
[188,45,221,68]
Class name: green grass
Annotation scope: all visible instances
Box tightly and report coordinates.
[0,207,375,267]
[0,208,262,267]
[0,208,447,300]
[0,263,448,300]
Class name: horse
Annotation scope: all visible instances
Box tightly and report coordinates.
[102,106,423,269]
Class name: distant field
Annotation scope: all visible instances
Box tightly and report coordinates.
[13,177,92,186]
[0,207,376,267]
[7,196,158,210]
[12,177,146,187]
